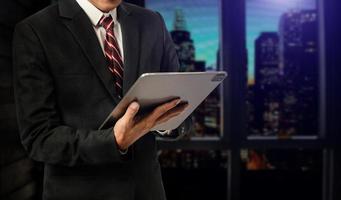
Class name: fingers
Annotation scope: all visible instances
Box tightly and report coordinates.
[156,110,182,125]
[122,101,140,122]
[148,98,181,122]
[155,103,188,125]
[114,102,141,149]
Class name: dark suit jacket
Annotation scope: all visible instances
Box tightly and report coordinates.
[13,0,190,199]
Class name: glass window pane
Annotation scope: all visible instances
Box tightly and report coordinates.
[240,149,322,200]
[145,0,222,138]
[246,0,320,139]
[159,150,228,200]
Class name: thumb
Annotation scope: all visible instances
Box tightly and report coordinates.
[122,101,140,122]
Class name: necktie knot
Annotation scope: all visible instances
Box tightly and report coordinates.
[99,15,114,31]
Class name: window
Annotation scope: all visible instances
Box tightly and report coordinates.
[246,0,320,139]
[159,149,228,200]
[240,149,322,200]
[142,1,335,200]
[146,0,222,138]
[145,1,226,199]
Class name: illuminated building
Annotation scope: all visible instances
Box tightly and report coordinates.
[253,32,282,135]
[279,9,318,135]
[170,8,221,136]
[170,9,195,72]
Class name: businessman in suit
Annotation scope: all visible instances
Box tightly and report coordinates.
[13,0,191,199]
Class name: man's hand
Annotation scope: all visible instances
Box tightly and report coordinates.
[113,99,188,150]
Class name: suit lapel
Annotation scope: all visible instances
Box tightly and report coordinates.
[59,0,120,103]
[118,4,140,95]
[59,0,139,100]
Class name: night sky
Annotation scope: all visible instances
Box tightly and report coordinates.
[145,0,316,83]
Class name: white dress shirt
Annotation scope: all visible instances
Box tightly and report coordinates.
[76,0,124,60]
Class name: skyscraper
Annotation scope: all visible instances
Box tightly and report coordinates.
[169,9,221,137]
[279,10,318,135]
[170,9,195,72]
[253,32,282,135]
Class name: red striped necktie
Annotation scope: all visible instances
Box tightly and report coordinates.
[99,15,124,98]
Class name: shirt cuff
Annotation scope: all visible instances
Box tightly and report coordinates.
[118,148,128,155]
[156,130,172,135]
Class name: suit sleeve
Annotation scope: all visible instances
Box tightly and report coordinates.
[13,22,129,167]
[155,12,193,139]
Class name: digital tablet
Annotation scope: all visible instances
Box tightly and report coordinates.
[99,71,227,131]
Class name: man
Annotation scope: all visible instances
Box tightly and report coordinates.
[13,0,191,199]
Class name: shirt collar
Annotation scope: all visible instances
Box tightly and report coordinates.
[76,0,118,26]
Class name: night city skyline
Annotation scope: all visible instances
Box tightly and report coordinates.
[248,8,319,137]
[246,0,316,84]
[146,0,219,69]
[147,0,222,137]
[147,0,317,84]
[147,0,319,137]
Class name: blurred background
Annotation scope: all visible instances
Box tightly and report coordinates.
[1,0,340,200]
